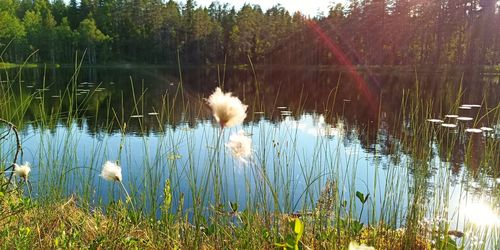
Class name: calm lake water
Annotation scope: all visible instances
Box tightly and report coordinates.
[1,66,500,230]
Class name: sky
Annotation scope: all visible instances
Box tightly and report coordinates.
[63,0,348,17]
[195,0,348,17]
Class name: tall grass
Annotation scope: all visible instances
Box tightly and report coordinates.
[1,62,499,249]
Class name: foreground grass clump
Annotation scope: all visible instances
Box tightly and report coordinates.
[0,189,431,249]
[0,179,430,249]
[0,192,155,248]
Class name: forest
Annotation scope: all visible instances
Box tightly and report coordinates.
[0,0,499,66]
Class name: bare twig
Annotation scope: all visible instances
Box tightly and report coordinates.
[0,118,22,188]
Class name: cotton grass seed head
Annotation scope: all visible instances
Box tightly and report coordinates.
[100,161,122,182]
[14,162,31,180]
[207,87,247,128]
[226,130,252,163]
[348,242,375,250]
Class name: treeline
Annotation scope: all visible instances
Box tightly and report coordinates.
[0,0,499,65]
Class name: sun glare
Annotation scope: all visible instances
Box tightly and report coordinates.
[463,201,500,226]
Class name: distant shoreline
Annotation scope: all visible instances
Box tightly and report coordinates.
[2,62,500,74]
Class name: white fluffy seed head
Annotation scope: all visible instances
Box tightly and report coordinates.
[348,242,375,250]
[226,130,252,163]
[14,162,31,179]
[207,87,247,128]
[100,161,122,182]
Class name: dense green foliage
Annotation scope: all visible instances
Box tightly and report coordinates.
[0,0,499,65]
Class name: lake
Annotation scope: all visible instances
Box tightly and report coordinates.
[1,65,499,238]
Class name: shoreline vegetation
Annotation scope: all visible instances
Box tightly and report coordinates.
[0,62,59,69]
[0,191,431,249]
[0,0,499,66]
[1,62,500,73]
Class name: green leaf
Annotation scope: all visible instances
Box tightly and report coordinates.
[446,236,458,250]
[230,201,238,213]
[355,191,370,203]
[294,218,304,247]
[203,224,215,236]
[294,218,304,236]
[356,191,365,203]
[163,180,172,211]
[274,243,286,248]
[351,220,364,235]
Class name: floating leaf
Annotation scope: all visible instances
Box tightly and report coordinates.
[457,117,473,121]
[465,128,482,133]
[441,123,457,128]
[480,127,493,131]
[426,119,443,123]
[461,104,481,108]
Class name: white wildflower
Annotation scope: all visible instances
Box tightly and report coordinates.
[207,87,247,128]
[226,130,252,163]
[348,241,375,250]
[14,162,31,180]
[100,161,122,182]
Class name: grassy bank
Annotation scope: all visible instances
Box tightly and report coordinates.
[1,188,432,249]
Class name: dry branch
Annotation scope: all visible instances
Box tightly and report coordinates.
[0,118,22,187]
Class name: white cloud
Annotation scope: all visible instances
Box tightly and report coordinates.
[195,0,343,17]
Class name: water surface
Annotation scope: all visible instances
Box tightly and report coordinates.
[1,66,499,238]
